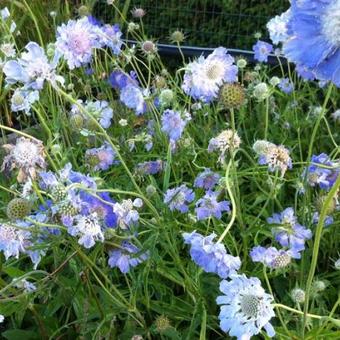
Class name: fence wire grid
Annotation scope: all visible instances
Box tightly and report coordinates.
[94,0,289,50]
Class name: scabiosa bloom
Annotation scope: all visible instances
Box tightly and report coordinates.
[0,223,28,260]
[85,143,117,171]
[312,211,334,227]
[161,109,190,142]
[208,129,241,162]
[13,278,37,292]
[1,137,46,182]
[68,213,104,248]
[120,84,147,115]
[195,191,230,220]
[253,140,292,176]
[281,0,340,87]
[268,207,312,258]
[3,42,63,90]
[183,231,241,278]
[108,241,148,273]
[266,10,291,45]
[97,24,123,55]
[250,246,292,268]
[10,87,39,114]
[278,78,294,94]
[135,160,163,176]
[113,199,140,229]
[194,168,221,190]
[182,47,238,102]
[55,17,100,69]
[216,274,275,339]
[253,40,273,63]
[164,185,195,213]
[305,153,339,190]
[108,70,139,90]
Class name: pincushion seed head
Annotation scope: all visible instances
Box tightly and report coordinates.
[159,89,174,106]
[154,75,167,89]
[70,114,84,129]
[272,252,291,268]
[132,7,146,18]
[51,184,68,202]
[312,280,326,292]
[77,5,90,17]
[236,58,247,69]
[155,315,171,333]
[170,30,185,44]
[219,83,245,109]
[291,288,305,304]
[141,40,157,54]
[58,203,79,217]
[7,198,31,220]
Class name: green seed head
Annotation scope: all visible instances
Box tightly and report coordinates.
[7,198,31,220]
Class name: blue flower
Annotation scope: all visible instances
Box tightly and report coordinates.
[253,40,273,62]
[312,212,334,227]
[194,168,221,190]
[135,160,164,176]
[108,241,148,273]
[278,78,294,94]
[164,185,195,213]
[113,199,140,230]
[216,274,275,339]
[182,47,238,102]
[281,0,340,86]
[306,153,339,190]
[183,231,241,278]
[108,70,138,90]
[195,191,230,220]
[85,143,117,171]
[120,85,146,115]
[161,109,189,142]
[98,24,123,55]
[10,88,39,114]
[268,208,312,259]
[266,10,291,45]
[250,246,292,268]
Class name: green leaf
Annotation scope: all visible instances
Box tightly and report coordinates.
[2,329,39,340]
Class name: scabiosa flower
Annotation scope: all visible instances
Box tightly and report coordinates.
[216,274,275,339]
[161,109,190,142]
[85,143,117,171]
[135,160,163,176]
[13,278,37,292]
[68,213,104,248]
[1,137,46,182]
[0,42,16,58]
[268,207,312,258]
[281,0,340,86]
[183,231,241,278]
[278,78,294,94]
[113,199,140,229]
[195,191,230,220]
[182,47,238,102]
[266,10,291,45]
[305,153,339,190]
[10,87,39,114]
[253,40,273,63]
[108,241,148,273]
[108,70,139,90]
[55,17,101,69]
[194,168,221,190]
[312,211,334,227]
[120,84,147,115]
[253,140,292,176]
[164,185,195,213]
[208,129,241,162]
[3,42,63,90]
[0,223,28,260]
[97,24,123,55]
[250,246,292,269]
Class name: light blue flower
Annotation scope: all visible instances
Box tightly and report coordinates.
[183,231,241,278]
[164,185,195,213]
[195,191,230,220]
[216,274,275,339]
[194,168,221,190]
[85,143,117,171]
[253,40,273,62]
[120,84,146,115]
[161,109,189,142]
[10,87,39,114]
[250,246,292,268]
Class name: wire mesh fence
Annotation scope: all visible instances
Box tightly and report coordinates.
[94,0,289,50]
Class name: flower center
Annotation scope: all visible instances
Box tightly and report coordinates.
[205,61,223,80]
[13,142,39,165]
[12,93,25,106]
[322,1,340,47]
[69,31,91,54]
[240,294,261,318]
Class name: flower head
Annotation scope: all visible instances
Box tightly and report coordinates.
[10,87,39,114]
[135,160,163,176]
[194,168,221,190]
[183,231,241,278]
[164,185,195,213]
[253,40,273,63]
[266,10,291,45]
[161,109,189,142]
[182,47,238,102]
[195,191,230,220]
[250,246,292,269]
[85,143,117,171]
[216,274,275,339]
[113,199,140,229]
[1,137,46,182]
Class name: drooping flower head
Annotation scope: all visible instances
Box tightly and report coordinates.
[1,137,46,182]
[216,274,276,339]
[182,47,238,102]
[108,241,148,273]
[305,153,339,190]
[183,231,241,278]
[267,207,312,258]
[281,0,340,86]
[164,185,195,213]
[195,191,230,220]
[194,168,221,190]
[113,199,140,230]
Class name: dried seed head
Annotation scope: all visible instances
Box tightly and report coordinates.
[291,288,305,304]
[155,315,171,333]
[170,30,185,43]
[7,198,31,220]
[131,7,146,18]
[219,83,245,109]
[141,40,157,54]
